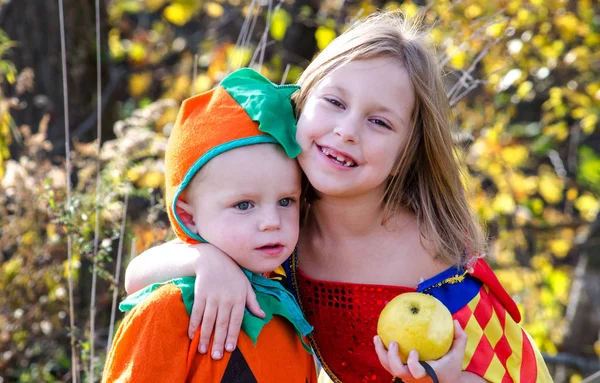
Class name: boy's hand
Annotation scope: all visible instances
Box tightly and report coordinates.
[373,320,468,382]
[187,245,265,359]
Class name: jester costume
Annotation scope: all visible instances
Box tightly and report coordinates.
[282,251,553,383]
[102,69,317,383]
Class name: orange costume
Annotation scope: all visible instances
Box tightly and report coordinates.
[102,69,316,383]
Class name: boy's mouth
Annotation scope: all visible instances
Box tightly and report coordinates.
[256,243,285,256]
[318,145,357,167]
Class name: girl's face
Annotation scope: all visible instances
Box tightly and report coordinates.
[296,57,415,200]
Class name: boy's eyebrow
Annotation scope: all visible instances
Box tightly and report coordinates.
[321,84,347,96]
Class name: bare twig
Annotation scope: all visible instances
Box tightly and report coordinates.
[89,0,103,379]
[250,0,284,70]
[229,0,257,71]
[107,188,130,353]
[58,0,78,381]
[192,54,198,97]
[280,64,291,85]
[581,369,600,383]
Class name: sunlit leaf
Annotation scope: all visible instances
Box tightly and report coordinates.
[315,26,336,51]
[538,167,564,204]
[205,2,224,18]
[574,193,599,222]
[492,192,516,214]
[128,72,153,98]
[270,9,291,41]
[164,3,193,26]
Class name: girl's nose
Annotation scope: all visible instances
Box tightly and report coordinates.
[258,207,281,231]
[333,116,359,144]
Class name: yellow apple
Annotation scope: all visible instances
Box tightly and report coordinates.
[377,292,454,363]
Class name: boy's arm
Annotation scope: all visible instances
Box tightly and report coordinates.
[123,240,265,359]
[102,285,194,382]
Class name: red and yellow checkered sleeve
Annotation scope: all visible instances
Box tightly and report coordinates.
[453,286,553,383]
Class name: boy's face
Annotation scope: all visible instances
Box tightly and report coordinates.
[183,144,301,274]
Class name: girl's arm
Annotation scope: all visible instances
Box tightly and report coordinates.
[125,240,265,359]
[125,240,199,294]
[374,320,487,383]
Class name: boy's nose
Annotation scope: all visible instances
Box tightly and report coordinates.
[258,207,281,231]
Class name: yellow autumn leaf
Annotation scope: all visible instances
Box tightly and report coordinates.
[205,2,224,18]
[549,239,570,259]
[126,167,142,183]
[145,0,166,12]
[574,193,599,221]
[128,42,147,62]
[595,339,600,357]
[516,81,533,99]
[492,192,516,214]
[548,269,570,303]
[164,3,193,26]
[138,172,164,189]
[510,173,538,201]
[554,13,579,42]
[128,72,153,98]
[156,106,180,130]
[570,373,583,383]
[193,74,213,94]
[582,114,598,134]
[464,4,482,19]
[315,26,336,51]
[227,46,252,68]
[270,9,291,41]
[400,2,419,18]
[21,231,37,246]
[108,29,125,60]
[450,49,467,69]
[566,187,578,201]
[501,145,529,168]
[538,168,564,204]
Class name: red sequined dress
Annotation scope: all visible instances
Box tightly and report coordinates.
[288,252,415,383]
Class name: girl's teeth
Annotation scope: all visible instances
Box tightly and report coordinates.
[320,146,355,167]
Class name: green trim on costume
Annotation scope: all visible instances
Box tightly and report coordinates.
[172,135,279,242]
[119,270,313,353]
[221,68,302,159]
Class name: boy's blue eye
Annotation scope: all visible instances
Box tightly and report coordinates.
[278,198,293,207]
[235,201,253,210]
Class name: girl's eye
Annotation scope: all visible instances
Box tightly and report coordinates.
[326,98,344,108]
[370,118,391,129]
[278,198,294,207]
[235,201,253,211]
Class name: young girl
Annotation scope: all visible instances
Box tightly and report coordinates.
[125,12,552,383]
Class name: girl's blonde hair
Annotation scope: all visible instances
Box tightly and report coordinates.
[294,11,486,265]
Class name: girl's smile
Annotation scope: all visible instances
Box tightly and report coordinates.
[317,144,358,168]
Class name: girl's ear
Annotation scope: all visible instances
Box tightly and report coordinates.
[175,200,198,234]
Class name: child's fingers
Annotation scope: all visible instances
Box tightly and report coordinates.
[245,281,265,318]
[405,351,427,379]
[450,320,467,354]
[224,301,244,353]
[210,302,234,360]
[373,335,391,371]
[189,295,206,340]
[386,342,412,378]
[199,299,218,355]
